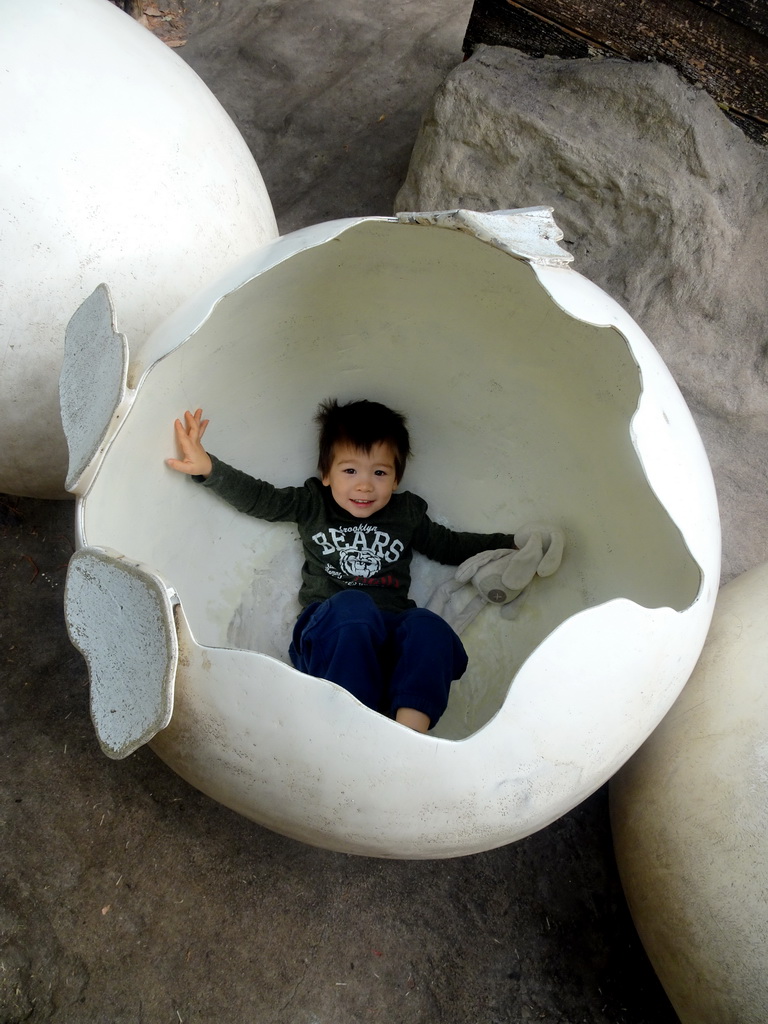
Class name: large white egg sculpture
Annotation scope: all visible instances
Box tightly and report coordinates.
[611,560,768,1024]
[0,0,277,498]
[62,209,720,858]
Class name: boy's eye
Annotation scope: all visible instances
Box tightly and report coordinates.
[342,468,356,475]
[374,470,388,476]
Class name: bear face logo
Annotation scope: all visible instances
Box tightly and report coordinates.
[339,549,382,579]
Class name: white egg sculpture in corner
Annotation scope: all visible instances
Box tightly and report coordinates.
[61,208,721,858]
[0,0,277,499]
[611,560,768,1024]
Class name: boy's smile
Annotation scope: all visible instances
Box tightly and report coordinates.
[322,442,399,518]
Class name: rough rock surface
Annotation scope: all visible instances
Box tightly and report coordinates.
[396,47,768,584]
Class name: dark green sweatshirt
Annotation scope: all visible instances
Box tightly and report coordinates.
[200,456,516,614]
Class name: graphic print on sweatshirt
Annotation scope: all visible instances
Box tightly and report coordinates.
[312,524,404,588]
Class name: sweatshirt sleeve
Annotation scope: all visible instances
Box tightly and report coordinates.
[411,509,516,566]
[195,454,314,523]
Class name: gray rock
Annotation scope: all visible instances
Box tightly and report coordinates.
[395,46,768,583]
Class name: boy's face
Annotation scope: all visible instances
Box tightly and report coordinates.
[322,442,399,518]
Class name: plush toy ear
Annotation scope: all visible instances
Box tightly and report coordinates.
[449,593,488,635]
[538,529,565,577]
[454,547,514,584]
[500,534,543,592]
[424,577,489,636]
[424,577,464,617]
[514,523,565,577]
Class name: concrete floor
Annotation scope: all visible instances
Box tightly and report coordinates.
[0,1,679,1020]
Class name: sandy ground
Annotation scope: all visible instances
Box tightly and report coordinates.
[1,1,678,1021]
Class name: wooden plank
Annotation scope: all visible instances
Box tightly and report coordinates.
[463,0,596,58]
[692,0,767,38]
[463,0,768,136]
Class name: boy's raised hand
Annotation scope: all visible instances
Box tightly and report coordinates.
[166,408,213,477]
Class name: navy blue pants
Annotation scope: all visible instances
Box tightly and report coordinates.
[289,590,468,728]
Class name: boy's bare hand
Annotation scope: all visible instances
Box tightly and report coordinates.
[166,408,213,477]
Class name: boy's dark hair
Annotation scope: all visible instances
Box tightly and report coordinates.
[316,398,411,482]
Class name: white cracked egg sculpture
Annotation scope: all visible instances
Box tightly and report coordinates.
[62,209,721,858]
[611,560,768,1024]
[0,0,277,498]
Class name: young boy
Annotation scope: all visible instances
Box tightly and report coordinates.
[167,399,517,733]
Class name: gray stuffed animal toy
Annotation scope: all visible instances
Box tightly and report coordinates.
[426,523,565,635]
